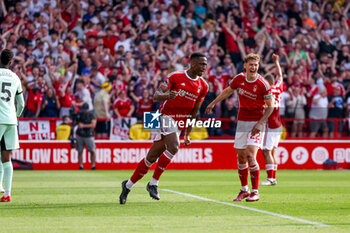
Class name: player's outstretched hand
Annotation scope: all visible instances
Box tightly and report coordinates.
[251,122,263,136]
[205,103,214,114]
[272,53,279,62]
[184,135,191,146]
[168,90,178,100]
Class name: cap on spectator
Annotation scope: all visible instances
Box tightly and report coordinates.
[102,82,112,91]
[81,103,89,111]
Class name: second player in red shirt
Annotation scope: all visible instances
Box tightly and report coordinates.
[206,53,274,202]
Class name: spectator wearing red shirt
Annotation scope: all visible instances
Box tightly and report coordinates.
[115,7,130,27]
[103,27,118,56]
[113,90,135,118]
[208,65,231,92]
[59,81,76,118]
[325,74,345,97]
[130,88,153,120]
[23,85,43,119]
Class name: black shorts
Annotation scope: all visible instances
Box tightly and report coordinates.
[96,120,110,134]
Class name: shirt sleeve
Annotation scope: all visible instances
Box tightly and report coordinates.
[163,73,175,89]
[275,80,283,91]
[261,81,272,99]
[229,74,240,90]
[198,82,209,102]
[16,80,23,95]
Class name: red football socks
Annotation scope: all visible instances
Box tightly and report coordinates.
[250,164,260,190]
[130,158,152,183]
[266,164,274,180]
[152,151,174,181]
[238,163,249,187]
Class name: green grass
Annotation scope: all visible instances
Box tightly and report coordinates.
[0,170,349,233]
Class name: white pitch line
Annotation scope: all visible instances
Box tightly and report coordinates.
[161,189,329,227]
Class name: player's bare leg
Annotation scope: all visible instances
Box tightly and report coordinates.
[0,151,12,202]
[233,149,251,201]
[147,132,179,200]
[245,145,260,201]
[271,148,278,184]
[120,140,166,204]
[261,149,277,186]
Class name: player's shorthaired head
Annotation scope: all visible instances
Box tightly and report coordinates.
[0,49,14,67]
[190,52,206,61]
[244,53,260,64]
[189,52,207,77]
[265,74,274,86]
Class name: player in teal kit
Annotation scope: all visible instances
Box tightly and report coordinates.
[0,49,25,202]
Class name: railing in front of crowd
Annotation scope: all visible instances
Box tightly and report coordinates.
[18,117,350,140]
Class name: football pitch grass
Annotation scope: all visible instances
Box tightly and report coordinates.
[0,170,349,233]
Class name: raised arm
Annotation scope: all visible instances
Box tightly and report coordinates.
[272,54,283,83]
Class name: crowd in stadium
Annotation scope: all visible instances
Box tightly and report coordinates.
[1,0,350,138]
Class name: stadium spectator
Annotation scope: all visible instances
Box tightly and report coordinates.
[56,116,71,140]
[286,87,307,137]
[113,90,134,118]
[130,88,153,121]
[40,87,60,117]
[93,82,112,138]
[90,66,106,93]
[23,84,43,119]
[75,103,96,170]
[75,79,93,111]
[309,88,329,138]
[328,86,345,137]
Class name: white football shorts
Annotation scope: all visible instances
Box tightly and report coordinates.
[234,121,265,149]
[154,115,181,141]
[262,126,283,150]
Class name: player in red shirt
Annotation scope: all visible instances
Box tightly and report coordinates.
[206,53,274,202]
[261,54,283,186]
[119,53,209,204]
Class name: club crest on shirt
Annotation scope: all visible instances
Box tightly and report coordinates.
[253,85,257,92]
[197,87,201,93]
[178,89,186,97]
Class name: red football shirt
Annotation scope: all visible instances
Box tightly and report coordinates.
[114,97,133,117]
[229,72,271,121]
[208,74,231,91]
[159,70,209,122]
[137,97,153,115]
[26,88,43,112]
[268,80,283,129]
[59,93,76,108]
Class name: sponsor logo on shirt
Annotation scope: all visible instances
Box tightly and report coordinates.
[237,88,257,100]
[178,89,198,101]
